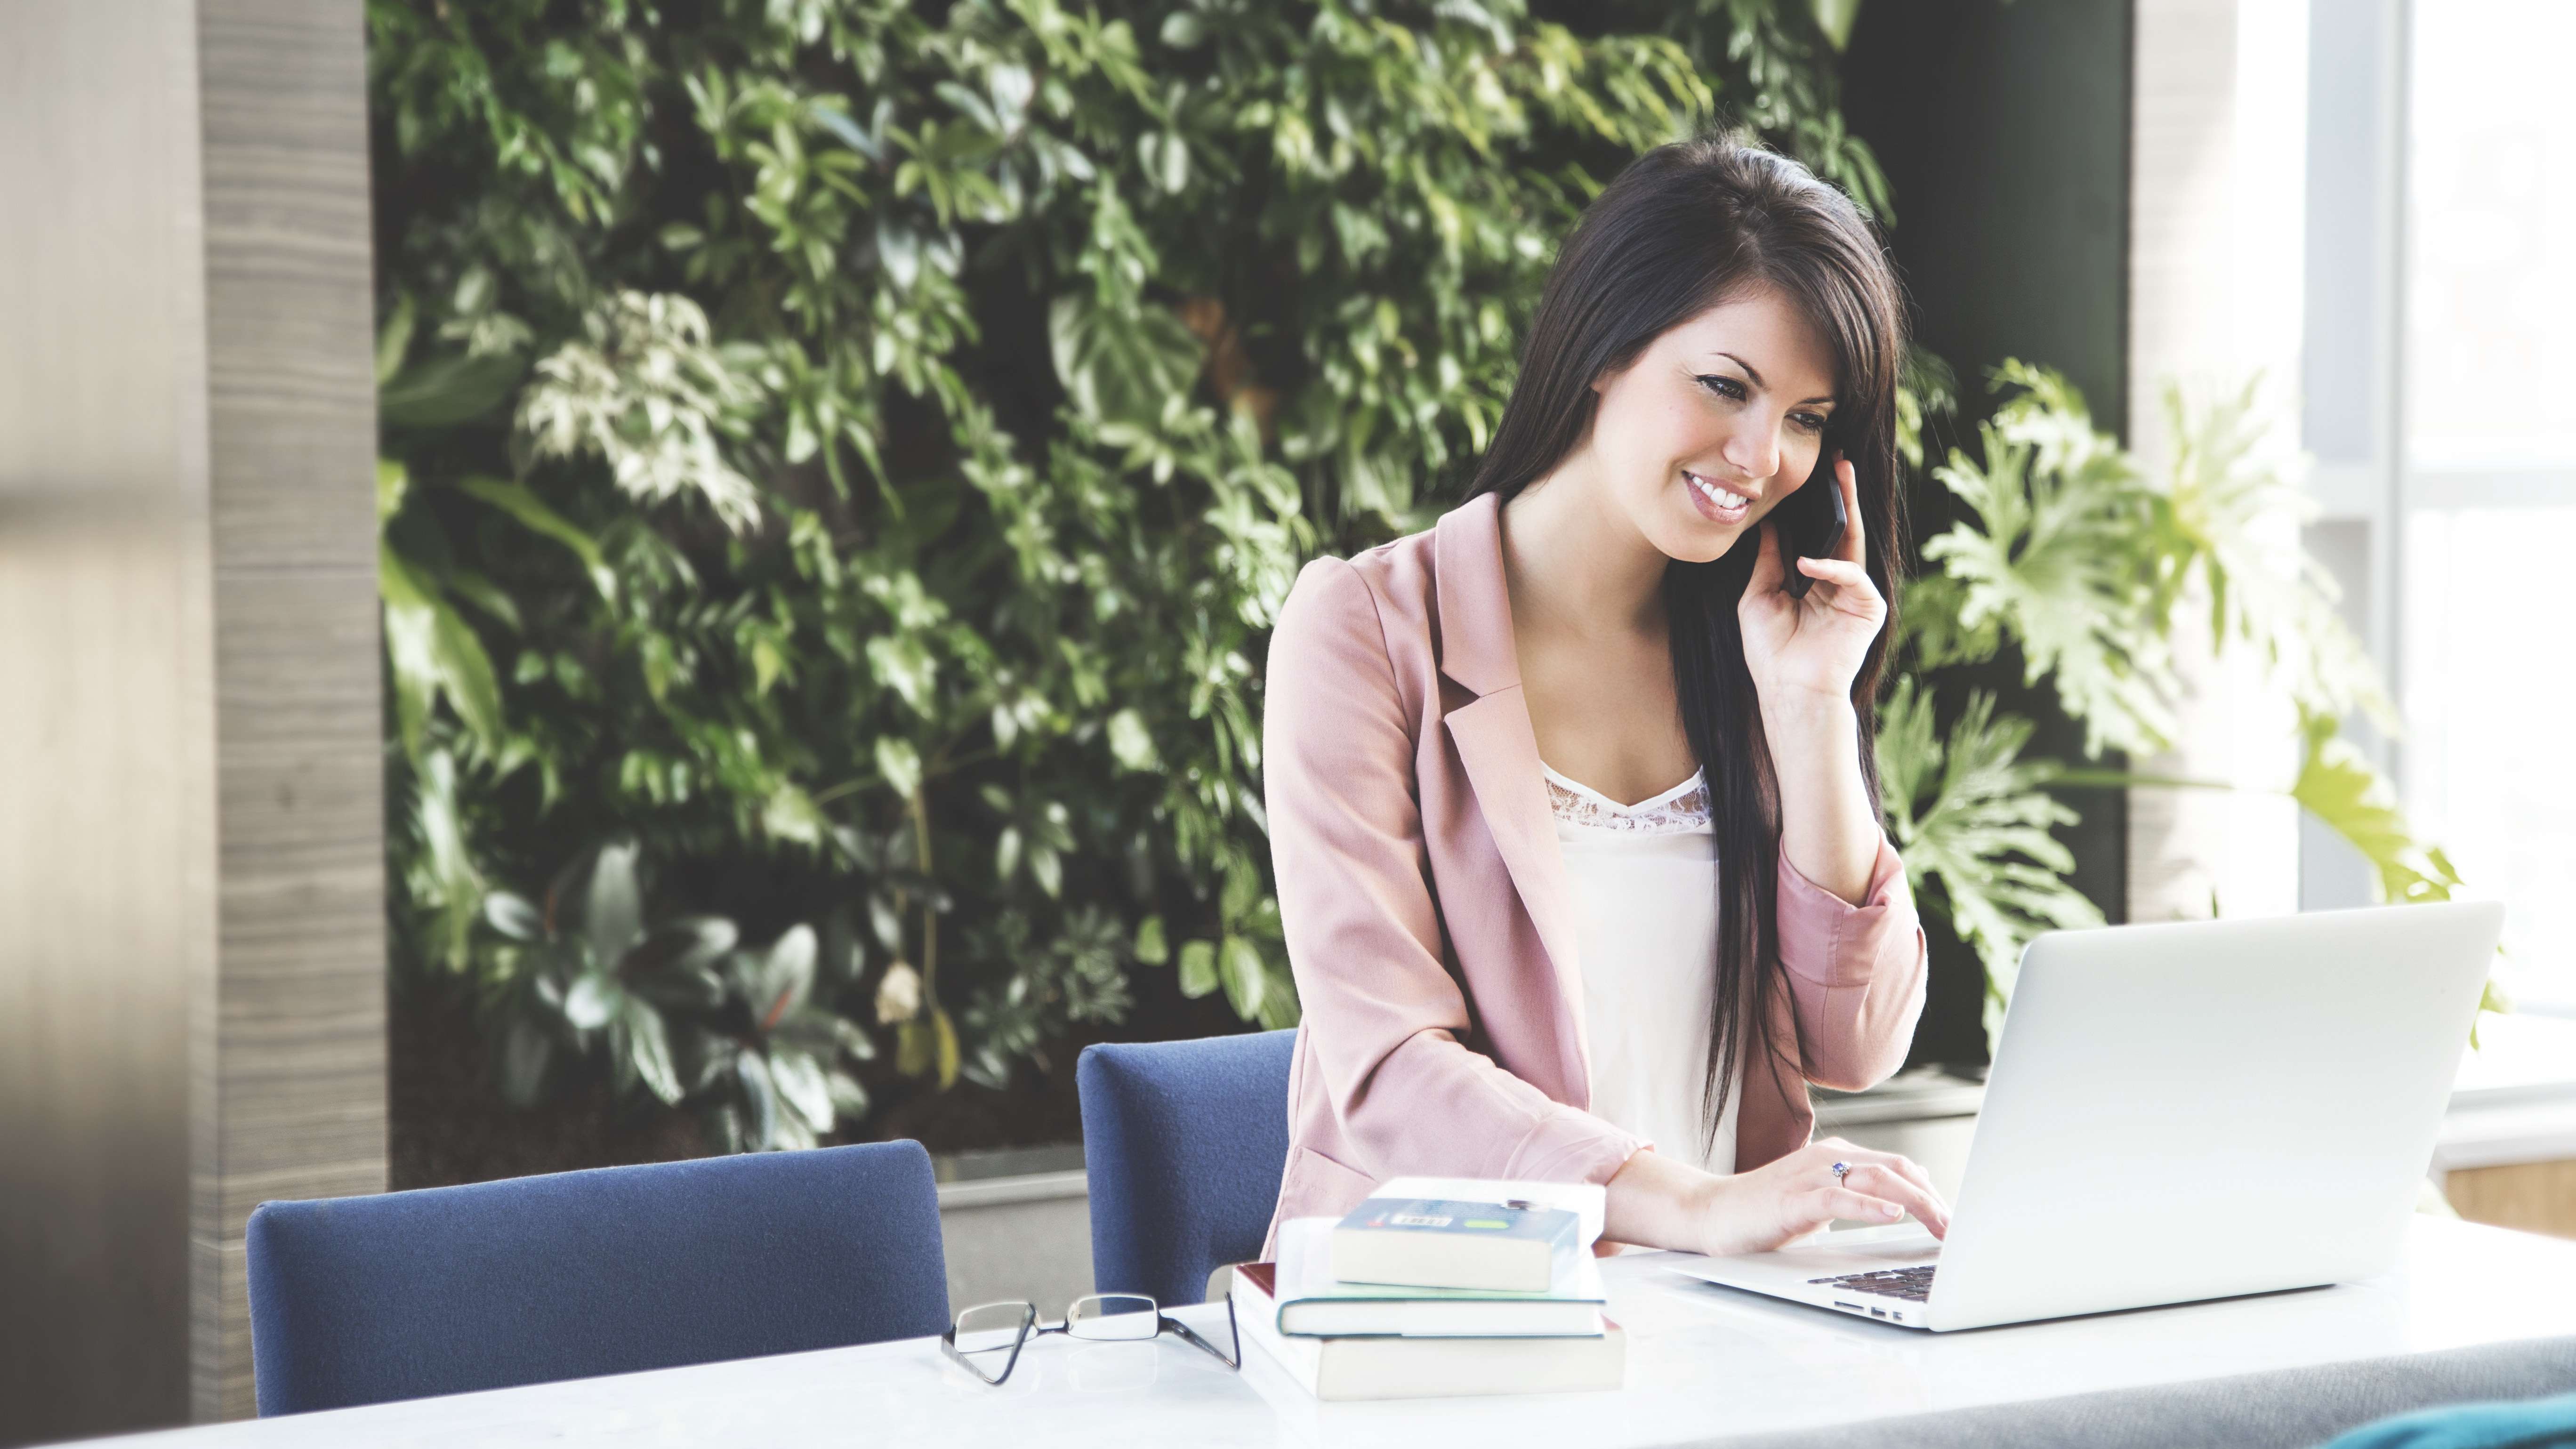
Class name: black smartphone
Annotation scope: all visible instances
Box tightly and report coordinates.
[1778,447,1849,600]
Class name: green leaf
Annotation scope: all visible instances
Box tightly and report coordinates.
[459,475,617,601]
[762,784,826,846]
[379,348,526,428]
[2292,710,2466,906]
[1809,0,1863,51]
[380,543,504,756]
[1160,11,1206,48]
[376,457,410,523]
[586,841,644,968]
[768,1047,834,1131]
[498,1018,551,1106]
[1877,679,2104,1046]
[623,996,684,1104]
[1177,939,1218,998]
[931,1005,960,1089]
[874,736,923,799]
[827,1071,871,1120]
[1133,914,1168,966]
[376,292,418,386]
[1106,707,1158,771]
[564,970,620,1030]
[896,1017,934,1078]
[483,891,545,942]
[1923,378,2176,758]
[1048,292,1203,427]
[757,924,819,1028]
[736,1049,778,1148]
[1219,935,1266,1020]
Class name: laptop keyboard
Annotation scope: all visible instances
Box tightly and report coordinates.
[1808,1264,1938,1302]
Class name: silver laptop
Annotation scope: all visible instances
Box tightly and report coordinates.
[1667,901,2504,1331]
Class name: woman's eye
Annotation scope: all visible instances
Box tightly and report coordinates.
[1694,373,1747,402]
[1791,412,1828,434]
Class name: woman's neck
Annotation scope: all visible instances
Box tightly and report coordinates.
[1497,450,1672,646]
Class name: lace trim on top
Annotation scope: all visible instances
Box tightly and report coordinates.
[1541,762,1711,835]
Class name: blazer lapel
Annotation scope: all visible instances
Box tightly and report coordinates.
[1433,496,1595,1101]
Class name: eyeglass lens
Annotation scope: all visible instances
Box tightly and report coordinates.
[950,1302,1035,1358]
[1065,1294,1159,1341]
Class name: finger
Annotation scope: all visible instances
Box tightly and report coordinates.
[1870,1153,1945,1211]
[1746,515,1786,595]
[1808,1141,1943,1212]
[1824,1143,1938,1195]
[1816,1187,1909,1225]
[1793,557,1874,592]
[1834,454,1864,564]
[1838,1164,1949,1237]
[1794,557,1885,620]
[1827,1147,1950,1231]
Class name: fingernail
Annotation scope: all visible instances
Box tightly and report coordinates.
[1883,1204,1901,1219]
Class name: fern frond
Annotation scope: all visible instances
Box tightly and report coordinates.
[1923,407,2178,757]
[1877,681,2106,1045]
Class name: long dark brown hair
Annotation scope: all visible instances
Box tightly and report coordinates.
[1463,133,1908,1148]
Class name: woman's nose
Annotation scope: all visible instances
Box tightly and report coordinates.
[1723,425,1781,482]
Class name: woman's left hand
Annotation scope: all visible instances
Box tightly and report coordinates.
[1739,453,1885,706]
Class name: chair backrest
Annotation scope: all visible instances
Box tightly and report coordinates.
[246,1140,949,1416]
[1079,1029,1296,1306]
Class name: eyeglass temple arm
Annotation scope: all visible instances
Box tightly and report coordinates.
[1159,1292,1240,1368]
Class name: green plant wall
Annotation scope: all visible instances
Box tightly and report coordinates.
[370,0,1887,1156]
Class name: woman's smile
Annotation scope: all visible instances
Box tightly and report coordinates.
[1682,469,1757,526]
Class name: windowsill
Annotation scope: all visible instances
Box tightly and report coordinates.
[2438,1013,2576,1173]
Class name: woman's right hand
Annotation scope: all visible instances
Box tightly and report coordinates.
[1695,1137,1951,1257]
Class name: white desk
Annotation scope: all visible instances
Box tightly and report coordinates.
[83,1219,2576,1449]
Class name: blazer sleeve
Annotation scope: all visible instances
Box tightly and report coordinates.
[1264,556,1647,1186]
[1775,836,1928,1092]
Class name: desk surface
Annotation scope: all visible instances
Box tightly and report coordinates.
[86,1218,2576,1449]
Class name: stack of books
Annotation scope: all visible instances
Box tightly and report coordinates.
[1229,1176,1625,1401]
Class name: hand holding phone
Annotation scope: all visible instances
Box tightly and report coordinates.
[1778,449,1849,601]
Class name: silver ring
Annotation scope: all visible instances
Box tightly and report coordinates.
[1829,1160,1852,1184]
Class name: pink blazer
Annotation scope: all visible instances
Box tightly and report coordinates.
[1260,491,1927,1252]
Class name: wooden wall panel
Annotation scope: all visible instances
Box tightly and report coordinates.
[193,0,388,1424]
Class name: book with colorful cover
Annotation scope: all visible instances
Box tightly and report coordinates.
[1328,1177,1602,1292]
[1273,1216,1604,1337]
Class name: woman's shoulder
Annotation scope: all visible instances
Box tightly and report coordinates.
[1273,513,1449,693]
[1281,515,1442,638]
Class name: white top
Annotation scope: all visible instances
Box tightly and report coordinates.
[1543,761,1740,1175]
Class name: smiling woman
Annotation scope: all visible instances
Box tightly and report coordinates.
[1260,134,1938,1264]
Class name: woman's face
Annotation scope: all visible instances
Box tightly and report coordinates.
[1582,287,1840,564]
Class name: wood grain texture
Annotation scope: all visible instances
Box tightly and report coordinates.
[2447,1161,2576,1242]
[190,0,387,1424]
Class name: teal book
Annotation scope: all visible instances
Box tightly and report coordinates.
[1329,1195,1582,1292]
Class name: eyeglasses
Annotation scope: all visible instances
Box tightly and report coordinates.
[940,1292,1240,1386]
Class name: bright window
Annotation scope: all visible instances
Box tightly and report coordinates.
[2400,0,2576,1011]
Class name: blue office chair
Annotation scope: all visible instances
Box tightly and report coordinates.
[246,1140,949,1416]
[1079,1029,1297,1306]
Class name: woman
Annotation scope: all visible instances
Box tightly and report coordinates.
[1261,134,1948,1260]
